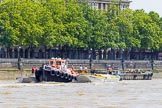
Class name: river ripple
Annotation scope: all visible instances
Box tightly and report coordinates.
[0,79,162,108]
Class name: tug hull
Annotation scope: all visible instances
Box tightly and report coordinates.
[35,69,76,82]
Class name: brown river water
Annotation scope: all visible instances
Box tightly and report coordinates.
[0,78,162,108]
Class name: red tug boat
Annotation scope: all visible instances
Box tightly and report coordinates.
[35,58,78,82]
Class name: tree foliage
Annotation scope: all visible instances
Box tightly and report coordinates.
[0,0,162,51]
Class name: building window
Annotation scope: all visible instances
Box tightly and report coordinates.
[98,3,101,9]
[123,5,126,9]
[91,2,97,9]
[103,3,106,10]
[91,2,94,7]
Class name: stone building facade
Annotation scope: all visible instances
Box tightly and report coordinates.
[86,0,132,10]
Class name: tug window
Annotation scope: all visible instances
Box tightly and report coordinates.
[50,61,53,65]
[56,62,61,65]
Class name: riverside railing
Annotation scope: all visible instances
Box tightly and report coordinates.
[0,58,162,70]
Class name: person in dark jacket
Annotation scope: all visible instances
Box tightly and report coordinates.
[90,68,95,75]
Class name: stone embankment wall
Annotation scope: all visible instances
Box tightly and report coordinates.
[0,59,162,71]
[0,59,162,80]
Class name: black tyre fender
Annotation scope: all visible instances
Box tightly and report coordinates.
[39,74,43,82]
[56,71,60,77]
[65,73,68,79]
[68,75,72,80]
[60,72,65,78]
[50,70,55,76]
[35,70,42,82]
[35,70,39,78]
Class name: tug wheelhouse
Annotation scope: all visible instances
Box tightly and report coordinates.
[35,58,78,82]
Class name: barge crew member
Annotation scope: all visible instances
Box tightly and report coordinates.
[32,67,35,73]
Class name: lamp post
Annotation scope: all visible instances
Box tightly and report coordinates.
[150,49,154,70]
[89,48,93,71]
[0,47,1,57]
[121,49,125,71]
[17,46,23,73]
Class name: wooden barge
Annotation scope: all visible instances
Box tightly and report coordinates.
[119,71,153,80]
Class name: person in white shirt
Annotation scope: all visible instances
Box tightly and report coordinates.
[84,66,88,73]
[79,65,83,73]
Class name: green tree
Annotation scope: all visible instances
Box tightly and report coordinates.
[0,0,44,47]
[62,0,87,48]
[104,3,121,49]
[133,10,161,50]
[117,8,138,49]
